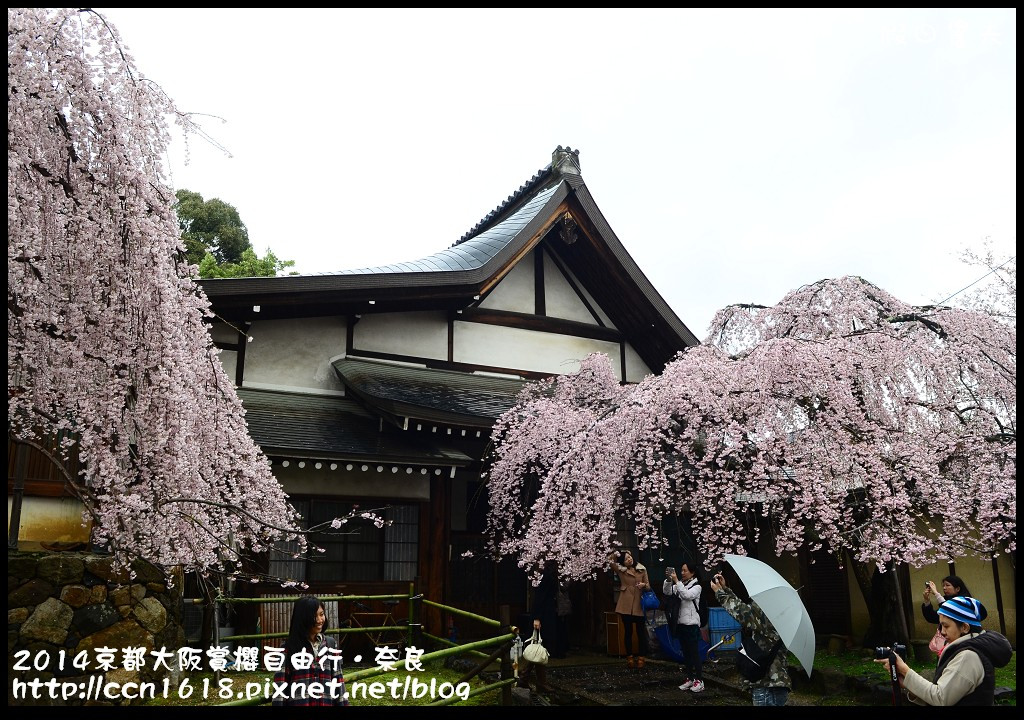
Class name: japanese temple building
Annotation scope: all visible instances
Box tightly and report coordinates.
[198,146,699,645]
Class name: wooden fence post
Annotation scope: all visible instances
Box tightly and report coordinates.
[500,605,512,706]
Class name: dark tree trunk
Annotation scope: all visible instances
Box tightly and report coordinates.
[844,549,910,647]
[234,553,266,637]
[200,581,216,664]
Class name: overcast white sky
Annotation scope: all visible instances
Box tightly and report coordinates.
[95,8,1015,340]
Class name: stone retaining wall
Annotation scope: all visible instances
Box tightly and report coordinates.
[8,551,185,706]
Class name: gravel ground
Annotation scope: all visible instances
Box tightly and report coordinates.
[543,660,747,706]
[521,655,867,707]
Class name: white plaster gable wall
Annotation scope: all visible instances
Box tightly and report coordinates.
[243,316,347,392]
[543,251,605,325]
[623,342,652,383]
[550,255,615,327]
[476,249,614,328]
[352,311,448,360]
[478,254,534,313]
[453,322,623,379]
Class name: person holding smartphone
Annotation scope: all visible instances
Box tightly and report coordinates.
[607,549,650,668]
[922,576,974,656]
[662,566,682,637]
[664,563,706,693]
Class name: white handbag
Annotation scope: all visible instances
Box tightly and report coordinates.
[522,629,550,665]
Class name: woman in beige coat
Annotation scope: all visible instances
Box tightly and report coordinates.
[608,550,651,668]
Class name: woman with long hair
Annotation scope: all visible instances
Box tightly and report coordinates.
[272,596,349,707]
[922,575,973,624]
[607,549,651,668]
[922,575,973,655]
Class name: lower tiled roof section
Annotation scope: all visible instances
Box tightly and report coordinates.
[236,388,473,466]
[332,358,528,428]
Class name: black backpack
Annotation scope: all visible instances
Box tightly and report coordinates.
[735,627,783,682]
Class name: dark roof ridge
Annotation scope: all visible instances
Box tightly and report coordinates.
[454,163,553,246]
[454,145,582,246]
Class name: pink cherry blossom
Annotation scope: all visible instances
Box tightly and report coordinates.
[8,8,301,579]
[486,277,1015,585]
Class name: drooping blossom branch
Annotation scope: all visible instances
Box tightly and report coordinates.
[485,276,1015,584]
[7,8,332,584]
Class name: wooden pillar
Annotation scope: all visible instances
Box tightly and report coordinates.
[893,562,911,644]
[234,321,251,387]
[991,554,1007,636]
[423,474,450,636]
[499,605,512,706]
[8,440,29,550]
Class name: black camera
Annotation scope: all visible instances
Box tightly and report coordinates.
[874,643,907,660]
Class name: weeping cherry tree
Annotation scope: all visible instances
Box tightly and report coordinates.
[8,8,378,587]
[485,276,1015,641]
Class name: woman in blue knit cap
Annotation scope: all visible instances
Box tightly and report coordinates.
[876,596,1012,705]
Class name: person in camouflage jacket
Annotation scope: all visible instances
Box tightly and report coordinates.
[711,573,791,706]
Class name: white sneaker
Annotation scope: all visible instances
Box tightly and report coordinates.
[690,679,705,693]
[678,679,694,691]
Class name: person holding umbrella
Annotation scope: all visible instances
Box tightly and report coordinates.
[711,571,792,706]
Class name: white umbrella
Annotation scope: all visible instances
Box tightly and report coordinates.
[724,553,815,677]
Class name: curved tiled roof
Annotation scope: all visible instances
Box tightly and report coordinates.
[236,388,473,465]
[199,146,700,364]
[332,357,528,427]
[455,164,553,243]
[333,183,560,275]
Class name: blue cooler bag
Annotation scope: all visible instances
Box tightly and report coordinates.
[654,624,710,662]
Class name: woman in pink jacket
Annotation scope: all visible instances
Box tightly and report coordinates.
[607,550,651,668]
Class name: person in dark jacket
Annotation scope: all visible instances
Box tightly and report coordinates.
[272,595,349,707]
[661,565,682,638]
[554,580,571,659]
[878,596,1012,706]
[517,560,559,693]
[922,575,973,624]
[922,575,973,656]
